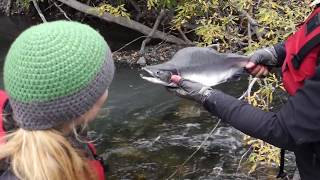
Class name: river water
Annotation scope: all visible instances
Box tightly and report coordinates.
[0,17,295,179]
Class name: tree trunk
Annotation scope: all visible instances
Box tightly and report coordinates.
[56,0,188,45]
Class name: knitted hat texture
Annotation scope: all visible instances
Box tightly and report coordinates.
[4,21,114,130]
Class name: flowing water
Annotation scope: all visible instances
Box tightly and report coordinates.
[0,17,296,179]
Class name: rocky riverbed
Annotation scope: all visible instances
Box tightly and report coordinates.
[112,43,188,66]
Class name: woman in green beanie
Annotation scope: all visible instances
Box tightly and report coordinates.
[0,20,114,180]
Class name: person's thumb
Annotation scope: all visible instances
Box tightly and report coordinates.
[170,75,182,84]
[246,61,256,69]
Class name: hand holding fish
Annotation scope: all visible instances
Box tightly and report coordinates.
[246,46,279,77]
[167,75,217,104]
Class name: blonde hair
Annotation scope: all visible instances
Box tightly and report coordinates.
[0,91,109,180]
[0,128,97,180]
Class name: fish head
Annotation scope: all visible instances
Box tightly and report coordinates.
[140,65,178,87]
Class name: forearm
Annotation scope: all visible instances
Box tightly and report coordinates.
[203,90,296,150]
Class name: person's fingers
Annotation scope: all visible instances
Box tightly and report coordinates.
[245,62,256,69]
[170,75,182,84]
[170,76,191,91]
[250,65,262,75]
[262,68,269,76]
[248,65,269,77]
[256,66,267,77]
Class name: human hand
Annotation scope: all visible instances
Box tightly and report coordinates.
[246,47,278,77]
[246,63,269,77]
[167,75,215,104]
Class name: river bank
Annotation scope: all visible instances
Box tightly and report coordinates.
[113,43,188,66]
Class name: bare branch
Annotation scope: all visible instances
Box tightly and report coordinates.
[248,21,252,47]
[240,9,258,26]
[114,35,147,53]
[178,28,193,45]
[57,0,187,45]
[52,0,71,20]
[236,146,253,173]
[240,9,263,41]
[140,9,166,54]
[32,0,47,22]
[253,26,263,41]
[238,77,258,101]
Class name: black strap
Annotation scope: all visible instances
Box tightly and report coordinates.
[293,33,320,69]
[307,13,320,35]
[292,12,320,69]
[277,149,287,179]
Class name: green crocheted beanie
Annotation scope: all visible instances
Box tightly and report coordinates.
[4,21,115,130]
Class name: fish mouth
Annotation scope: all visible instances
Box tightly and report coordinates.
[140,67,177,87]
[141,68,157,78]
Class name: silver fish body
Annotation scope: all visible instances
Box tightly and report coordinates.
[141,47,249,87]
